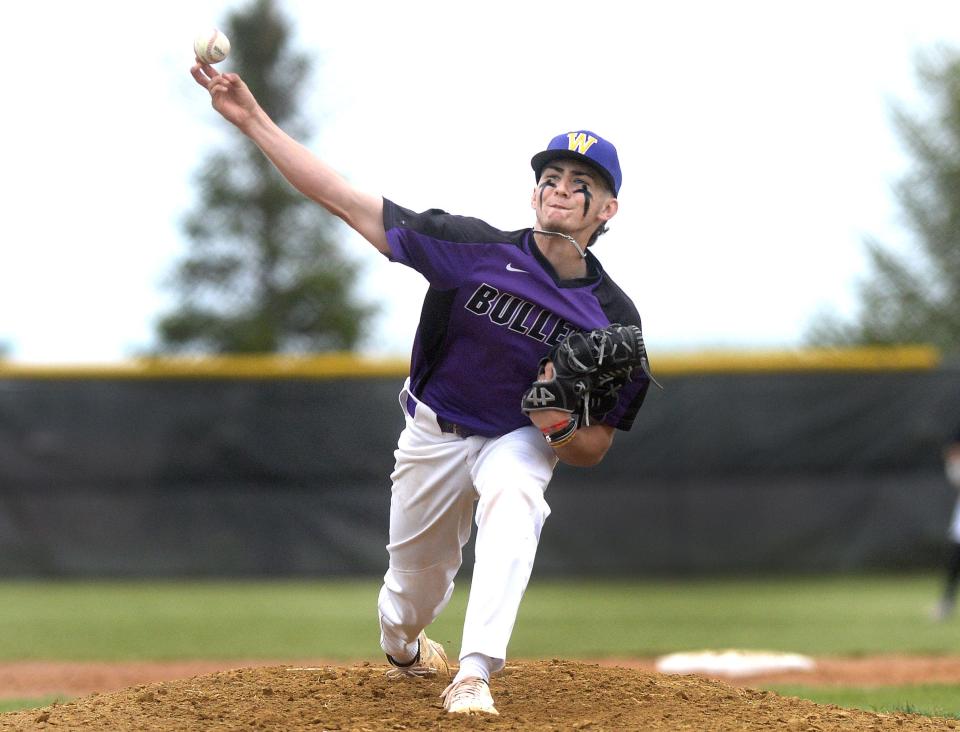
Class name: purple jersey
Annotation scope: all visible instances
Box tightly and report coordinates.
[383,199,649,438]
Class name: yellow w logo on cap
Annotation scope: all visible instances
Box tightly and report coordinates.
[567,132,598,154]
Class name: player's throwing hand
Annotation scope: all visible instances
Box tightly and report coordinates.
[190,60,259,130]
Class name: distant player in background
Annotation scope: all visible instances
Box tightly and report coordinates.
[934,425,960,621]
[191,58,650,715]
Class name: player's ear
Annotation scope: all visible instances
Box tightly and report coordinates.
[530,186,539,210]
[597,197,618,223]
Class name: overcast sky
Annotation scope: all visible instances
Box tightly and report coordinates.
[2,1,958,363]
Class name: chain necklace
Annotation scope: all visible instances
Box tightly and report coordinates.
[532,229,587,259]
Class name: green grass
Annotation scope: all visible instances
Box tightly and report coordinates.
[0,579,376,661]
[0,574,956,660]
[509,574,960,658]
[0,697,64,713]
[1,574,959,718]
[766,683,960,718]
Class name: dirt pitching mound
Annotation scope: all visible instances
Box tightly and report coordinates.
[1,659,956,731]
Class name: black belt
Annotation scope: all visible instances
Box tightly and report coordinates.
[407,393,477,438]
[436,416,477,438]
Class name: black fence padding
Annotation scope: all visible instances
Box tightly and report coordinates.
[1,370,959,576]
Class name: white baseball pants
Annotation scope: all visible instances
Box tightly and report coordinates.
[378,380,557,671]
[950,497,960,543]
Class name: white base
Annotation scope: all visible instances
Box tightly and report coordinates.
[655,649,816,677]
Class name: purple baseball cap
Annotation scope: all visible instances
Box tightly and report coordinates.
[531,130,622,196]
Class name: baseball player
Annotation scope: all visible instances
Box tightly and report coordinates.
[192,59,651,716]
[935,426,960,621]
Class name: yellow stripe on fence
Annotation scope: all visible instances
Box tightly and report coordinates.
[0,354,411,380]
[651,345,941,374]
[0,345,942,379]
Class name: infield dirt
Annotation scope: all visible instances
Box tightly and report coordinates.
[2,658,958,731]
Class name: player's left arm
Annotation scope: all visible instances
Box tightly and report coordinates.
[556,423,615,466]
[524,361,616,466]
[523,323,652,467]
[527,409,615,466]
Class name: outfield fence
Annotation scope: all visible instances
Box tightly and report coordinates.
[0,346,957,576]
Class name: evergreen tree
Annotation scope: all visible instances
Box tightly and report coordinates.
[807,48,960,353]
[157,0,376,354]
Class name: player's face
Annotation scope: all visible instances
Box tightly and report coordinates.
[532,160,617,237]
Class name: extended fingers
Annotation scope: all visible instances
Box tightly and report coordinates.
[191,66,236,102]
[190,58,225,87]
[189,63,210,87]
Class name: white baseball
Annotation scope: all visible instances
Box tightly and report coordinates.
[194,29,231,64]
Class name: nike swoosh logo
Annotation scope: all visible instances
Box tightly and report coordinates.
[506,263,529,273]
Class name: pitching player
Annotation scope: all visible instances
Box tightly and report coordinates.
[192,59,650,716]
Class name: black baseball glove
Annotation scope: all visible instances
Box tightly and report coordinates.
[521,323,658,427]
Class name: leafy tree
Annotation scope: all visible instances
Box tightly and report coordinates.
[157,0,376,354]
[807,47,960,352]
